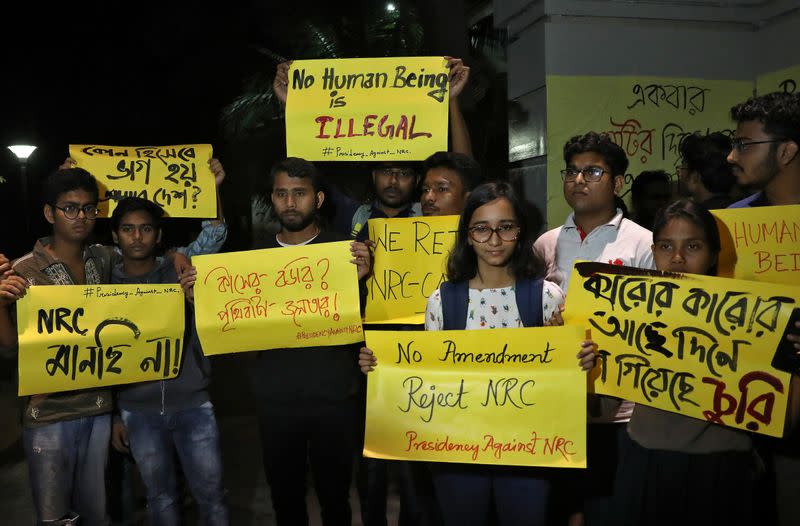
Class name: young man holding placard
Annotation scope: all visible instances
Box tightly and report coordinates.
[0,168,117,525]
[250,157,371,526]
[533,131,654,526]
[726,91,800,526]
[108,196,229,525]
[273,57,474,241]
[0,159,227,525]
[59,156,230,259]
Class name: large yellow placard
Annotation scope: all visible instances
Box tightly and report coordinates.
[285,57,449,161]
[756,65,799,95]
[69,144,216,218]
[564,262,797,437]
[364,216,458,325]
[17,284,185,396]
[193,241,364,354]
[545,75,752,227]
[364,327,587,468]
[713,205,800,286]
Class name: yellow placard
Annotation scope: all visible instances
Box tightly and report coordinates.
[17,284,185,396]
[285,57,449,161]
[193,241,364,354]
[69,144,216,218]
[757,65,799,95]
[364,216,458,325]
[545,75,752,227]
[564,262,797,437]
[364,326,587,468]
[712,205,800,285]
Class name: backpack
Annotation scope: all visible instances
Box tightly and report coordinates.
[439,278,544,330]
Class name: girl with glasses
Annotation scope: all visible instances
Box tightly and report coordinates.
[360,182,595,525]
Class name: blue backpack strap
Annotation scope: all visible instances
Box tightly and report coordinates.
[350,203,372,238]
[514,278,544,327]
[439,281,469,331]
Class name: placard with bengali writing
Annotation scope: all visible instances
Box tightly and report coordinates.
[285,57,449,161]
[712,205,800,285]
[192,241,364,354]
[364,216,458,325]
[564,262,797,437]
[364,326,587,468]
[69,144,216,218]
[17,284,185,396]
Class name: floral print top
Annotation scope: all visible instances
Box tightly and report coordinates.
[424,281,565,331]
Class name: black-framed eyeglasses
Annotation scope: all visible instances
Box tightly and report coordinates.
[54,204,99,220]
[468,224,521,243]
[731,138,785,153]
[560,166,607,182]
[376,168,415,179]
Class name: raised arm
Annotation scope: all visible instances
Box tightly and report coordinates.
[177,158,228,258]
[274,61,292,106]
[446,57,473,158]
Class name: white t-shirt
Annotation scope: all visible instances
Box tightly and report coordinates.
[534,209,654,294]
[275,233,319,247]
[424,281,565,331]
[534,209,654,423]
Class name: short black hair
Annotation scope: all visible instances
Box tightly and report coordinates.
[423,152,482,192]
[631,170,671,203]
[730,91,800,146]
[373,160,422,174]
[42,168,99,206]
[111,197,165,232]
[563,132,629,177]
[269,157,323,194]
[678,132,736,194]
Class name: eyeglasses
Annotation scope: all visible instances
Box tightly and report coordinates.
[731,138,785,153]
[376,168,415,179]
[54,204,99,220]
[468,224,521,243]
[560,166,607,182]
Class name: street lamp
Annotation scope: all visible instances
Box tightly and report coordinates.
[8,144,37,236]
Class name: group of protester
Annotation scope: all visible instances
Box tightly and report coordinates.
[0,55,799,526]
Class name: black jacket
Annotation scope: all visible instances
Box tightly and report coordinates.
[112,258,211,414]
[249,230,363,403]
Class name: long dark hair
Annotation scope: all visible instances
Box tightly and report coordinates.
[446,181,544,283]
[652,198,721,276]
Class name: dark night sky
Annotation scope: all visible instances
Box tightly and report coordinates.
[2,5,266,147]
[1,2,419,147]
[1,4,263,256]
[0,1,474,257]
[0,3,358,256]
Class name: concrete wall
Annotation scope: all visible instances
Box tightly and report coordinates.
[544,17,756,80]
[757,7,800,76]
[495,0,799,221]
